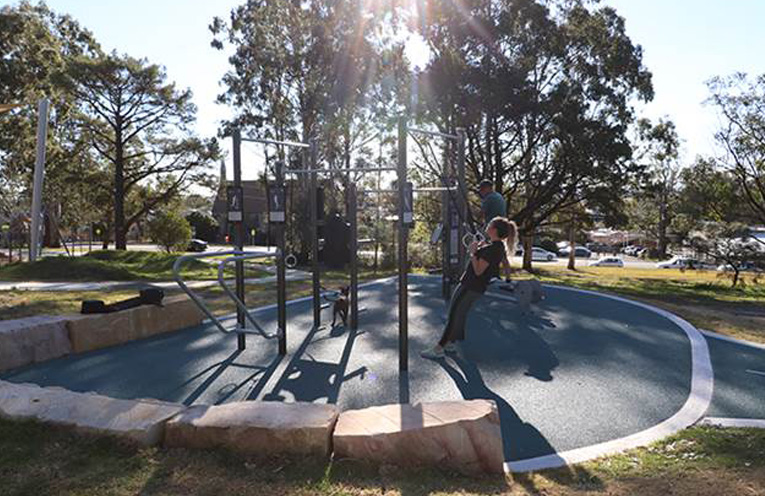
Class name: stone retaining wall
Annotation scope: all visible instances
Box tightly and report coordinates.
[0,380,185,445]
[0,379,504,474]
[0,295,205,372]
[0,316,72,372]
[333,400,504,474]
[66,295,204,353]
[164,401,340,457]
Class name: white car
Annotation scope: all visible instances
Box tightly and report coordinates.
[517,246,558,262]
[588,257,624,267]
[656,257,711,270]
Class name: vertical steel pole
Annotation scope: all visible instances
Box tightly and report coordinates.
[397,117,409,372]
[310,140,321,328]
[276,161,287,355]
[233,129,246,351]
[30,99,49,262]
[456,128,467,266]
[349,182,359,329]
[441,189,450,299]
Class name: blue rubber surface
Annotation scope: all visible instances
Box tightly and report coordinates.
[2,276,694,462]
[705,336,765,419]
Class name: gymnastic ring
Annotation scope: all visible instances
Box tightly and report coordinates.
[462,232,485,249]
[284,253,298,269]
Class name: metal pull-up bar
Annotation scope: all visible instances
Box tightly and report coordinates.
[241,136,310,148]
[408,127,460,141]
[286,167,398,174]
[362,186,457,194]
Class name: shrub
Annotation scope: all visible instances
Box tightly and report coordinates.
[148,211,192,253]
[185,211,219,242]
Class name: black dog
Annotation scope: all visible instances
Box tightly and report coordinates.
[331,286,350,327]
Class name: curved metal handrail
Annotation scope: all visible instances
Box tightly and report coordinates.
[217,250,282,339]
[173,249,279,337]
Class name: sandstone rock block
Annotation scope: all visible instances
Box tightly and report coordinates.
[164,401,339,457]
[67,295,204,353]
[0,380,185,445]
[333,400,504,474]
[0,316,72,372]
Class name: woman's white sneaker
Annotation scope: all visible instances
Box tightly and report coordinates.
[420,345,445,359]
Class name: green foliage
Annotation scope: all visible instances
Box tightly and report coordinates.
[61,52,220,249]
[185,211,219,242]
[0,1,103,226]
[415,1,653,240]
[708,73,765,225]
[538,238,559,254]
[148,212,192,253]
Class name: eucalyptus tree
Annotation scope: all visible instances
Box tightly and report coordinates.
[631,117,682,258]
[708,73,765,226]
[413,0,652,269]
[0,1,103,236]
[211,0,404,257]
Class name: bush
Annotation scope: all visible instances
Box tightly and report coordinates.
[185,211,219,242]
[148,211,192,253]
[538,237,559,254]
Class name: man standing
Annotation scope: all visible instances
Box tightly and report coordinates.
[478,179,507,227]
[477,179,511,279]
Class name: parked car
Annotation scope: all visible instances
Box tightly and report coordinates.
[558,246,592,258]
[514,246,558,261]
[588,256,624,268]
[187,239,208,252]
[656,256,712,270]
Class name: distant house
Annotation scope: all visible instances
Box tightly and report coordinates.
[211,180,268,244]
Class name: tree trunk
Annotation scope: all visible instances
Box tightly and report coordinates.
[657,192,668,258]
[114,128,127,250]
[522,234,533,271]
[732,268,740,288]
[568,221,576,270]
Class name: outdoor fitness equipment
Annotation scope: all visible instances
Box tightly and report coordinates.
[173,249,284,340]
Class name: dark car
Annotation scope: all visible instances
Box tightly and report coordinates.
[187,239,208,252]
[559,246,592,258]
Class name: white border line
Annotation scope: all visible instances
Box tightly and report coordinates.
[700,417,765,429]
[700,329,765,351]
[503,284,713,472]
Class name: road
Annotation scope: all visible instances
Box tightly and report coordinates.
[25,242,662,270]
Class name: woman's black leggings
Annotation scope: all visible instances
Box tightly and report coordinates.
[438,282,483,346]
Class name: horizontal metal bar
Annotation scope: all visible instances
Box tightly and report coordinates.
[361,187,457,194]
[286,167,398,174]
[173,250,279,337]
[241,136,310,148]
[408,127,459,140]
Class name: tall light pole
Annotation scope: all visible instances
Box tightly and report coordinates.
[30,98,49,262]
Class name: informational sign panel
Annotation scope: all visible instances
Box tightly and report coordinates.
[227,186,243,222]
[403,181,414,226]
[269,184,286,223]
[449,205,460,265]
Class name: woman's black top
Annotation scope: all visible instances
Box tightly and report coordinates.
[460,240,505,293]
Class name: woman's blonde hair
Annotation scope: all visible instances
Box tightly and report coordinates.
[488,216,518,260]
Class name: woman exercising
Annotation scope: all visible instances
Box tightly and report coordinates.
[421,216,518,359]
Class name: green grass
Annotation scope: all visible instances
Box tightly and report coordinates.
[528,265,765,344]
[2,418,765,496]
[0,250,271,282]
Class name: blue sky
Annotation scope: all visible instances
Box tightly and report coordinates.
[31,0,765,175]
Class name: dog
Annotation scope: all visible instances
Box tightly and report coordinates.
[331,286,350,327]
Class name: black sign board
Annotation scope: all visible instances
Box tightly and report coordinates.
[403,181,414,226]
[269,184,286,223]
[227,186,243,222]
